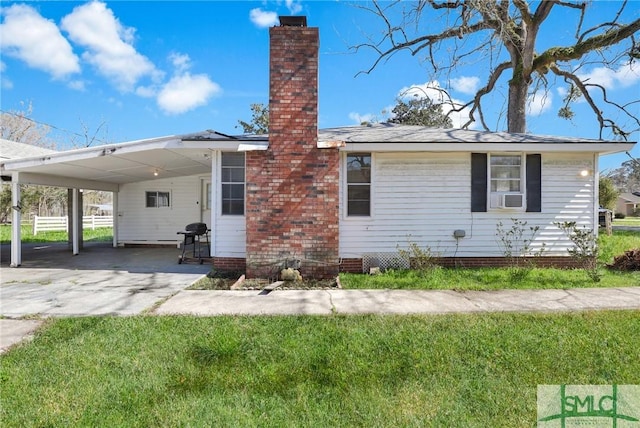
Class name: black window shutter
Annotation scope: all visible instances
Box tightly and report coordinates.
[471,153,487,212]
[526,154,542,212]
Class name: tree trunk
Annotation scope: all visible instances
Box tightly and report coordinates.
[507,76,528,134]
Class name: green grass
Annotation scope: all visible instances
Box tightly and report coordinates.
[0,224,112,244]
[340,230,640,290]
[613,217,640,227]
[1,313,638,427]
[340,266,639,290]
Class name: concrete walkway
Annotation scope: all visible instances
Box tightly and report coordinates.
[2,287,639,353]
[153,287,640,316]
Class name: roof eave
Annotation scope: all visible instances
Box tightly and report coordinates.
[338,141,635,154]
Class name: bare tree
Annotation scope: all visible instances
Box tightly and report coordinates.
[352,0,640,139]
[0,101,53,148]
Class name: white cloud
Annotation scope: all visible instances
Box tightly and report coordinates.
[1,60,13,89]
[285,0,303,14]
[68,80,86,91]
[157,73,221,115]
[250,8,278,28]
[0,4,80,79]
[450,76,480,95]
[527,90,553,116]
[579,62,640,90]
[349,112,375,124]
[135,85,156,98]
[169,52,191,74]
[60,1,157,92]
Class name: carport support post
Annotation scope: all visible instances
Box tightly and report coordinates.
[71,188,81,255]
[67,189,84,251]
[112,189,118,248]
[10,173,21,267]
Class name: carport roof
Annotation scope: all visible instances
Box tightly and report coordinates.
[0,131,268,190]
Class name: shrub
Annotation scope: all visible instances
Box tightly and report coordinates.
[555,221,601,282]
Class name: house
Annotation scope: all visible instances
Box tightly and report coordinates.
[1,16,635,277]
[616,193,640,217]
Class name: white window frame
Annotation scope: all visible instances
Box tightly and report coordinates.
[220,152,245,216]
[344,152,372,218]
[488,153,526,211]
[145,190,171,208]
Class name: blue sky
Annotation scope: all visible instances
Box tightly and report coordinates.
[1,0,638,172]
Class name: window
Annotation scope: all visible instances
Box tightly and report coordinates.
[146,191,170,208]
[471,153,541,212]
[205,182,212,210]
[221,152,245,215]
[489,154,523,208]
[346,153,371,216]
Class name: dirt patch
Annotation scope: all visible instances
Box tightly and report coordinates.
[188,270,340,290]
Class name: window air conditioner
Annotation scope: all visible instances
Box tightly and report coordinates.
[499,193,524,209]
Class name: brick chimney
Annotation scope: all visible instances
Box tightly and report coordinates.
[245,16,339,279]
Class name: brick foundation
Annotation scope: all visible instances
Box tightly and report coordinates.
[339,257,585,273]
[245,21,339,279]
[212,257,246,272]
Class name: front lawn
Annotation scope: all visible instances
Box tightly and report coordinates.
[1,312,638,427]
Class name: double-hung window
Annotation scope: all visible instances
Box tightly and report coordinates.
[221,152,245,215]
[145,191,170,208]
[489,154,523,209]
[471,153,541,212]
[346,153,371,216]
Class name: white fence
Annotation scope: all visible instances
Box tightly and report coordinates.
[32,215,113,235]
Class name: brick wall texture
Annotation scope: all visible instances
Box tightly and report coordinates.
[245,25,340,279]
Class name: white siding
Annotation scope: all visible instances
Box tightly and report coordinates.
[117,176,204,244]
[339,152,596,259]
[116,152,246,257]
[211,151,246,257]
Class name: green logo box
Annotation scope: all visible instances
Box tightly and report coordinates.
[538,385,640,427]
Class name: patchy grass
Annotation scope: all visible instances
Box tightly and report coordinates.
[0,224,112,244]
[1,313,638,427]
[340,266,639,290]
[599,229,640,265]
[341,230,639,290]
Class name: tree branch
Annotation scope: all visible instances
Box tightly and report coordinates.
[534,18,640,70]
[549,64,634,140]
[457,61,512,130]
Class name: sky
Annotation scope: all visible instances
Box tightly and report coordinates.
[1,0,639,172]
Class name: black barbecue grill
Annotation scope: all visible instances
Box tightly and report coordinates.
[177,222,210,264]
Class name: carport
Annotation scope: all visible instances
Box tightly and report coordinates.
[0,131,267,267]
[0,241,212,317]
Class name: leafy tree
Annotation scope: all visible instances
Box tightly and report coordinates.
[387,95,453,127]
[353,1,640,139]
[606,157,640,193]
[598,176,619,211]
[237,103,269,134]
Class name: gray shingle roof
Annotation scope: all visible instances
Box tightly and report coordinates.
[0,139,56,160]
[317,123,621,143]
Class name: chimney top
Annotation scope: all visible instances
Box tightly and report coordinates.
[278,16,307,27]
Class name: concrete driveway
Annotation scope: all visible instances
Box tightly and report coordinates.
[1,242,211,318]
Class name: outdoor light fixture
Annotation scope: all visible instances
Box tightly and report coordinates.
[579,169,590,177]
[153,170,159,177]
